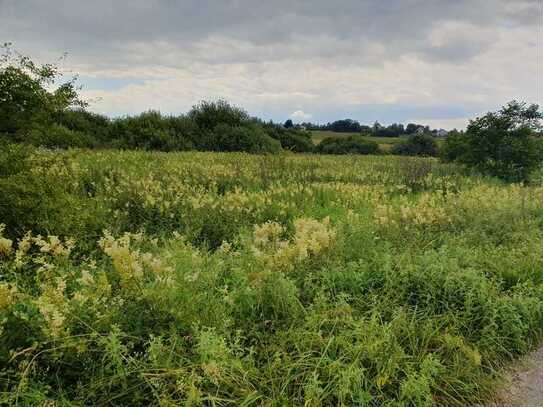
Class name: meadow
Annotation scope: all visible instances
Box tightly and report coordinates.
[2,147,543,405]
[311,130,404,145]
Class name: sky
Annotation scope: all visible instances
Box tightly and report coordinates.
[1,0,542,129]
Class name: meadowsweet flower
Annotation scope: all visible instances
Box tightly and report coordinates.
[99,231,143,288]
[251,217,336,271]
[0,224,13,258]
[0,283,17,310]
[36,278,68,337]
[0,237,12,257]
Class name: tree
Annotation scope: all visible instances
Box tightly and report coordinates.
[188,99,249,131]
[443,101,543,181]
[391,133,438,157]
[263,123,313,152]
[0,43,86,141]
[211,123,281,153]
[284,119,294,128]
[328,119,361,133]
[439,130,468,162]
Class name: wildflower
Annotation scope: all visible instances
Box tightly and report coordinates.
[36,278,68,337]
[0,237,12,257]
[0,283,17,310]
[99,231,143,288]
[0,224,13,258]
[251,217,336,271]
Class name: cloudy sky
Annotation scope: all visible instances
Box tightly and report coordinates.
[1,0,542,129]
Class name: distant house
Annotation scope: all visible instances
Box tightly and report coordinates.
[415,127,426,135]
[435,129,448,138]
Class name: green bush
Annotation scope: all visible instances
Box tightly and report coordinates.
[264,125,314,152]
[390,133,438,157]
[0,44,86,144]
[211,124,281,154]
[189,99,249,131]
[315,136,379,155]
[109,111,190,151]
[0,145,107,240]
[24,123,97,149]
[57,109,112,144]
[439,130,469,162]
[441,101,543,182]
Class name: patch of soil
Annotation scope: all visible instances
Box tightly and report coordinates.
[487,347,543,407]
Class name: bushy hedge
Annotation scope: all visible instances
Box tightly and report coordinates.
[263,124,314,152]
[390,134,438,157]
[3,99,283,154]
[315,135,380,155]
[209,123,281,153]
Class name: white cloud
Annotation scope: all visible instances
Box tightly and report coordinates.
[6,0,541,124]
[405,117,470,131]
[290,110,312,121]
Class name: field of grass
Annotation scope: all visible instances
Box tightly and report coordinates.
[2,147,543,405]
[311,130,404,145]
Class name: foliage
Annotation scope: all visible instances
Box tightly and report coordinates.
[391,133,438,157]
[0,43,86,144]
[57,108,112,144]
[2,149,543,404]
[439,129,468,162]
[264,124,314,152]
[1,149,543,405]
[327,119,362,133]
[442,101,543,182]
[315,135,380,155]
[108,111,194,151]
[210,123,281,153]
[188,99,250,131]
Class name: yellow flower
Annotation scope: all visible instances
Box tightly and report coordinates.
[0,224,13,257]
[0,283,17,310]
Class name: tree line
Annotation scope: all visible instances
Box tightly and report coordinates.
[296,119,436,137]
[2,44,543,181]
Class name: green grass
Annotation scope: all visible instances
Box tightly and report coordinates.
[311,130,404,145]
[1,146,543,405]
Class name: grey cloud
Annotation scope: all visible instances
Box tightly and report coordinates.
[1,0,542,127]
[3,0,539,67]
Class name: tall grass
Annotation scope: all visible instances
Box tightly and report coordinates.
[1,146,542,405]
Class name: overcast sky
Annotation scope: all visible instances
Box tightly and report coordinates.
[1,0,542,129]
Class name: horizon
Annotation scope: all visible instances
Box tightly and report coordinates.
[2,0,542,130]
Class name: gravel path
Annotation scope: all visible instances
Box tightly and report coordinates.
[488,347,543,406]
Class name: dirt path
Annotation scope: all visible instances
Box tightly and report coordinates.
[488,347,543,406]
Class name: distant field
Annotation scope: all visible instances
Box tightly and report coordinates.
[311,130,404,145]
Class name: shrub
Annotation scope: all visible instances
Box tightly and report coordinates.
[109,111,193,151]
[315,136,379,155]
[439,130,469,162]
[211,124,281,154]
[390,134,438,157]
[57,109,112,144]
[189,99,249,131]
[25,123,97,149]
[264,125,314,152]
